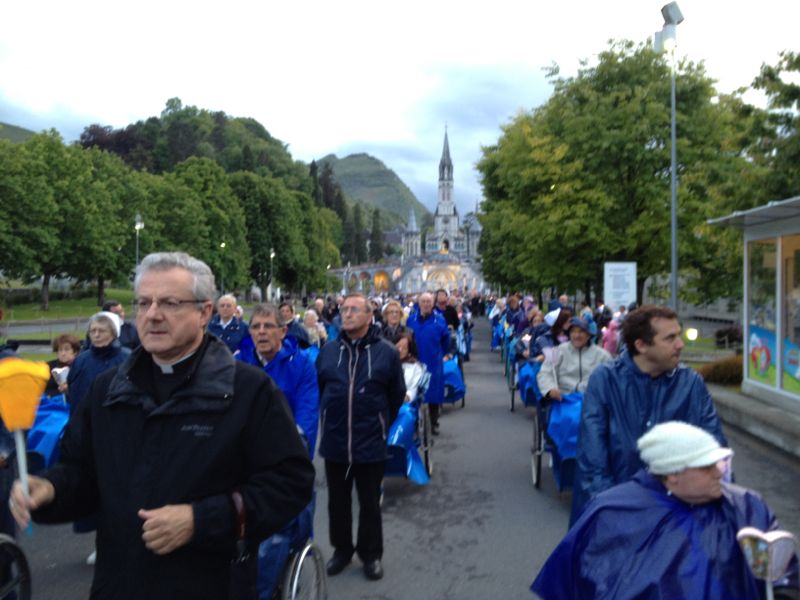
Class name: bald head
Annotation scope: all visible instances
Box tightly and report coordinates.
[419,292,434,316]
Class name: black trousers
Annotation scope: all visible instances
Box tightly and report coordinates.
[325,460,384,562]
[429,402,440,426]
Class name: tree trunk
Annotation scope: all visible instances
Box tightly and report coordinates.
[584,279,592,306]
[97,277,106,307]
[40,272,51,311]
[637,277,646,306]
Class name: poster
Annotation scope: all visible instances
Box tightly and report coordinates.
[604,262,637,312]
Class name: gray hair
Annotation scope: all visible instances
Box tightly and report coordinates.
[250,303,285,327]
[217,293,237,307]
[134,252,217,302]
[88,313,119,339]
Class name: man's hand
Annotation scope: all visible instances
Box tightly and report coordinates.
[9,476,56,529]
[138,504,194,555]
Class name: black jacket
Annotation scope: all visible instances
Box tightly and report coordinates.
[317,324,405,464]
[34,335,314,600]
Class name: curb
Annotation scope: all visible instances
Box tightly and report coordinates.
[709,383,800,459]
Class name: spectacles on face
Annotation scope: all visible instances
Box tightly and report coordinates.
[250,322,281,331]
[340,306,367,315]
[88,327,112,336]
[134,297,201,315]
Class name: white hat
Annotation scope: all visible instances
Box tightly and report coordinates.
[637,421,733,475]
[544,308,561,327]
[92,311,122,338]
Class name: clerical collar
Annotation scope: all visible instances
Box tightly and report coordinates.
[153,351,198,374]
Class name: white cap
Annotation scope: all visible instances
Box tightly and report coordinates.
[637,421,733,475]
[544,308,561,327]
[92,311,122,338]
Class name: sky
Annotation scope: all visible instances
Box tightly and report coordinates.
[1,1,797,218]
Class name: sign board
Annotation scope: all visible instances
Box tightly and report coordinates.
[604,262,637,312]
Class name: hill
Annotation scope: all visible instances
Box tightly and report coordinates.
[317,153,430,228]
[0,122,36,143]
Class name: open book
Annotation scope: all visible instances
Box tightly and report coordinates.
[736,527,797,582]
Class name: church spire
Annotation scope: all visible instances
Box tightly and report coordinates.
[407,208,418,232]
[439,127,453,182]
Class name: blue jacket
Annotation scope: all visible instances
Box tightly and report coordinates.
[316,325,405,464]
[207,315,249,354]
[66,341,129,411]
[571,350,726,524]
[407,310,451,404]
[235,336,320,458]
[534,470,798,599]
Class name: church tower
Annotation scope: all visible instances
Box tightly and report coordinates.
[429,128,461,253]
[404,208,421,257]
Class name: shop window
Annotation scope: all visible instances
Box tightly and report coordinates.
[748,239,777,386]
[782,234,800,394]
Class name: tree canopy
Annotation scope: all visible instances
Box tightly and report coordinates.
[477,40,781,303]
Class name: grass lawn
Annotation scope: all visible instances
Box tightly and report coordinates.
[2,289,135,321]
[18,351,57,362]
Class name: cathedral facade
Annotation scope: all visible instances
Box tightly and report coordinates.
[402,130,481,259]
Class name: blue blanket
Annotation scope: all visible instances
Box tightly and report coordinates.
[546,392,583,459]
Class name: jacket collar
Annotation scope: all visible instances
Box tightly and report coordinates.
[105,334,235,415]
[340,323,382,349]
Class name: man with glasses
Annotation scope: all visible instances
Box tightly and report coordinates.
[317,293,405,581]
[10,252,314,600]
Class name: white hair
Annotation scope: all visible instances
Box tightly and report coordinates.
[134,252,216,302]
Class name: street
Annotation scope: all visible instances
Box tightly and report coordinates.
[15,318,800,599]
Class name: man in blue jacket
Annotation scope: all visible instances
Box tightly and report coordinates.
[571,305,726,525]
[317,292,405,581]
[235,303,319,457]
[206,293,248,353]
[408,292,451,435]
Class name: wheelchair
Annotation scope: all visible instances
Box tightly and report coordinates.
[0,534,31,600]
[275,540,327,600]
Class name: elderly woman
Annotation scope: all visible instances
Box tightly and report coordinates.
[536,317,611,401]
[45,333,81,397]
[302,308,327,348]
[382,300,406,339]
[66,311,130,412]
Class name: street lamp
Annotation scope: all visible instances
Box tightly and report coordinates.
[219,242,226,292]
[268,248,275,301]
[654,2,684,311]
[134,213,144,267]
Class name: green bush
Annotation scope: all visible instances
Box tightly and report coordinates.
[696,355,743,385]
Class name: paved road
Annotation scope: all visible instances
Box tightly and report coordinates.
[15,318,800,599]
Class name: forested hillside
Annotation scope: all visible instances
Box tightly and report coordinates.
[317,153,430,228]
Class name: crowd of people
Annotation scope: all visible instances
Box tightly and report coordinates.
[488,292,798,598]
[1,265,798,598]
[3,252,477,598]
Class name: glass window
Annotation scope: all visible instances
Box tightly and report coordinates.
[747,239,777,386]
[782,234,800,393]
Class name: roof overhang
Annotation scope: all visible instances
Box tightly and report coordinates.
[708,196,800,229]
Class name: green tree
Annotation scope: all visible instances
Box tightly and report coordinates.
[353,203,367,264]
[752,50,800,199]
[369,208,384,262]
[172,158,250,291]
[341,205,355,264]
[477,41,760,303]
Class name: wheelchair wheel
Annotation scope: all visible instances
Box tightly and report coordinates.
[280,542,327,600]
[0,534,32,600]
[531,410,543,489]
[420,403,433,477]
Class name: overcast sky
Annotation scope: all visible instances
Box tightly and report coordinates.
[2,1,797,217]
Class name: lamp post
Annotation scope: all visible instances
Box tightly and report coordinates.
[654,2,684,311]
[134,213,144,267]
[268,248,275,301]
[219,242,226,293]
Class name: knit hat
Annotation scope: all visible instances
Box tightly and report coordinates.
[91,311,122,338]
[544,308,561,327]
[637,421,733,475]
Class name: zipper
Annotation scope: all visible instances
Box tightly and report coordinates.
[378,412,386,440]
[346,342,359,465]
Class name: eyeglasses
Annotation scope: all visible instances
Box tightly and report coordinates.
[250,322,281,331]
[340,306,367,315]
[134,297,202,314]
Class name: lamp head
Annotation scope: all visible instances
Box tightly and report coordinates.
[661,2,684,25]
